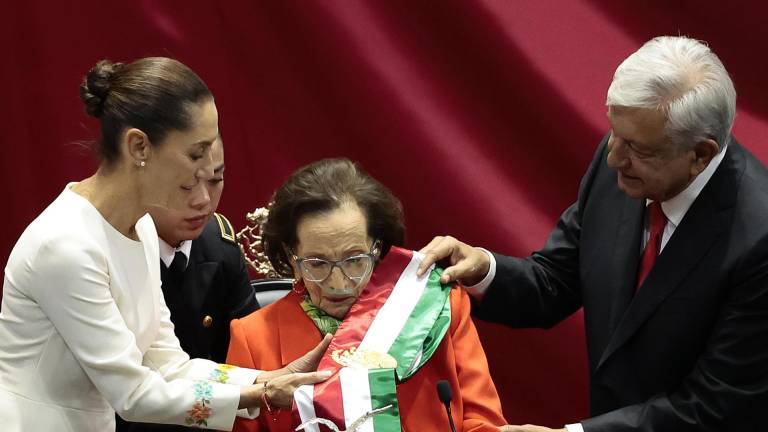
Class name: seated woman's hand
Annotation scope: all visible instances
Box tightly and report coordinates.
[238,369,331,410]
[264,370,331,408]
[285,333,333,374]
[256,333,332,383]
[240,334,333,409]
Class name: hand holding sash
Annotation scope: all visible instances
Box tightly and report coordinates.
[285,334,334,374]
[262,370,331,408]
[239,335,333,410]
[417,235,490,285]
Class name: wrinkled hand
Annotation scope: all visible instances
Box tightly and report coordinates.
[264,335,333,407]
[264,370,331,407]
[285,333,333,374]
[418,235,490,285]
[257,334,332,384]
[499,425,567,432]
[238,368,331,410]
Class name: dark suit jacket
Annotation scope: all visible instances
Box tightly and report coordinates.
[117,213,259,432]
[160,214,258,362]
[475,135,768,431]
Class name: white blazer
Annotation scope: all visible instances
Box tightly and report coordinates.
[0,185,259,431]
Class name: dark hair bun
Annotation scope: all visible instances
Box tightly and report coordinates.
[79,60,123,118]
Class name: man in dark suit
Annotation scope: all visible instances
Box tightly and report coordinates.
[419,36,768,431]
[118,138,258,431]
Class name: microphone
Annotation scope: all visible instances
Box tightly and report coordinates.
[436,380,457,432]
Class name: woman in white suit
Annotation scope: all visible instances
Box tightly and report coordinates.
[0,57,330,432]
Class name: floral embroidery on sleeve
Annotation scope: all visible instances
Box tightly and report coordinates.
[185,381,214,427]
[209,363,237,384]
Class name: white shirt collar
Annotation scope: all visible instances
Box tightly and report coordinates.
[647,145,728,227]
[158,238,192,269]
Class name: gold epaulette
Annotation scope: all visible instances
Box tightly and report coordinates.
[213,213,236,244]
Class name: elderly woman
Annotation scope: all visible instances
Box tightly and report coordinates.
[226,159,506,432]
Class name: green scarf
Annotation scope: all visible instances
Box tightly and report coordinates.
[300,296,342,335]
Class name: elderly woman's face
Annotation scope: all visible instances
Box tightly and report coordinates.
[291,202,374,319]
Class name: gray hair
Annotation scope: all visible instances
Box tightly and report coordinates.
[606,36,736,151]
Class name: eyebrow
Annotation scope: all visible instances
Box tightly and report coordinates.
[301,247,369,259]
[192,134,220,149]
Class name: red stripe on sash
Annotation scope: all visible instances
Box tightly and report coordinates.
[311,369,345,428]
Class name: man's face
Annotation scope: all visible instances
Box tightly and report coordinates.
[150,137,225,246]
[606,106,698,202]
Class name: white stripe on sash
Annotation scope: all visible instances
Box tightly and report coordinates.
[340,368,374,432]
[358,253,432,354]
[295,384,320,432]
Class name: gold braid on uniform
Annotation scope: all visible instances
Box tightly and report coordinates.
[213,213,236,244]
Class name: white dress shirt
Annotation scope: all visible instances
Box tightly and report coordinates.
[159,237,192,269]
[464,147,727,432]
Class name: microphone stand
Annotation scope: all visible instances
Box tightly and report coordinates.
[436,380,457,432]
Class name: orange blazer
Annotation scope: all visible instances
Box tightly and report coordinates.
[227,288,506,432]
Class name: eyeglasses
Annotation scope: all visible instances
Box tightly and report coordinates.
[292,241,381,283]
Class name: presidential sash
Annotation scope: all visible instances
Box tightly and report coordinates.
[293,247,451,432]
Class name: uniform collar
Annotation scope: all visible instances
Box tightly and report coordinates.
[647,145,728,227]
[158,237,192,269]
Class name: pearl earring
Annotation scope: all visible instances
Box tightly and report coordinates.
[136,160,146,167]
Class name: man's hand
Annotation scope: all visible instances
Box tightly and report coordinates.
[499,425,567,432]
[418,235,490,285]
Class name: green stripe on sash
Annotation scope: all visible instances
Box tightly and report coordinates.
[389,268,452,380]
[368,369,401,431]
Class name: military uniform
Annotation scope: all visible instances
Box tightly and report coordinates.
[117,213,259,432]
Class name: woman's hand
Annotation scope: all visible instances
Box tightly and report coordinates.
[264,370,331,408]
[239,334,334,409]
[261,334,333,408]
[286,333,333,373]
[239,370,331,410]
[257,334,333,383]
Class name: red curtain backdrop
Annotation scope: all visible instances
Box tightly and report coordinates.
[2,1,767,427]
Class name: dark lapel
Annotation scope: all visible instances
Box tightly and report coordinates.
[597,142,742,370]
[604,194,645,335]
[182,240,219,313]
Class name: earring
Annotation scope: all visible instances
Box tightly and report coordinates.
[292,277,305,295]
[136,160,146,167]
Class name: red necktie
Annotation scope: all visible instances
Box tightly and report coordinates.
[636,201,667,290]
